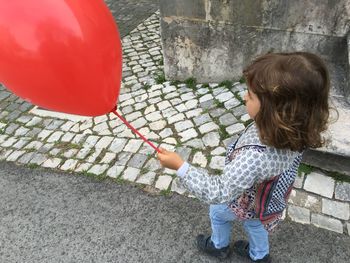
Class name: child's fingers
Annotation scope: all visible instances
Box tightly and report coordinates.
[159,147,167,153]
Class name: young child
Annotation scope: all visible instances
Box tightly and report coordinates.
[157,52,330,262]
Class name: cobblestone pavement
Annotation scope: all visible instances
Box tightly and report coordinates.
[0,2,349,236]
[105,0,159,38]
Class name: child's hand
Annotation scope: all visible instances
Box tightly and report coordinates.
[157,148,184,170]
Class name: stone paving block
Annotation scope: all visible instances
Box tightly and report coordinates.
[311,213,343,234]
[59,121,75,131]
[76,147,92,159]
[145,111,163,122]
[144,105,156,115]
[12,138,30,149]
[47,131,64,143]
[168,113,185,124]
[26,128,42,138]
[184,139,205,149]
[209,108,226,118]
[175,103,187,112]
[49,148,61,156]
[174,120,194,132]
[80,120,93,131]
[109,138,128,153]
[29,153,47,164]
[199,94,214,103]
[136,172,156,185]
[155,175,173,190]
[185,108,202,119]
[179,128,198,142]
[128,153,148,168]
[287,205,310,224]
[37,129,53,140]
[95,136,114,149]
[322,198,350,220]
[122,167,140,182]
[69,123,79,133]
[232,105,246,117]
[75,163,93,173]
[181,92,195,101]
[0,149,13,161]
[71,134,86,144]
[124,139,143,153]
[192,152,207,168]
[106,165,125,178]
[14,127,30,137]
[60,159,79,171]
[185,99,198,110]
[193,113,212,126]
[61,132,75,143]
[0,134,8,144]
[63,149,79,159]
[100,152,117,164]
[202,132,220,147]
[226,123,245,135]
[157,101,172,111]
[169,97,182,106]
[115,152,133,166]
[211,147,226,155]
[144,158,162,171]
[224,98,241,109]
[46,120,64,130]
[5,123,19,135]
[38,143,55,153]
[125,112,142,122]
[6,150,26,162]
[216,91,234,102]
[86,148,104,163]
[335,182,350,201]
[304,172,335,198]
[219,113,237,126]
[2,137,17,147]
[159,128,173,138]
[198,122,219,134]
[130,117,147,129]
[240,113,251,122]
[42,158,62,169]
[149,120,167,131]
[89,164,109,175]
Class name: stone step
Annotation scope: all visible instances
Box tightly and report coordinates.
[303,95,350,176]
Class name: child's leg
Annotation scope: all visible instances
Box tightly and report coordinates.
[209,204,236,248]
[242,219,269,260]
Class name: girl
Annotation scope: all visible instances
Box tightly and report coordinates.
[157,52,330,262]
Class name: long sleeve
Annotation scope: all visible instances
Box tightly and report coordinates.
[179,146,286,204]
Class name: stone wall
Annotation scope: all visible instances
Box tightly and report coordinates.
[289,171,350,234]
[160,0,350,101]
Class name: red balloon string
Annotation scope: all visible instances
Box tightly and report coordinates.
[112,109,161,153]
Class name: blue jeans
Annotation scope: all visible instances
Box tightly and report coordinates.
[209,204,269,261]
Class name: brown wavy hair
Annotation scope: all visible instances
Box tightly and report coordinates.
[243,52,330,151]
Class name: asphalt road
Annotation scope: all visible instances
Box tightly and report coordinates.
[0,161,349,263]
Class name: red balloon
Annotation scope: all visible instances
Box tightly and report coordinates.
[0,0,122,116]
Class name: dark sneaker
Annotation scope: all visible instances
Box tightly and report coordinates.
[233,240,271,262]
[196,234,230,259]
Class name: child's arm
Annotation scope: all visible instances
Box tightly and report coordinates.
[158,147,285,204]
